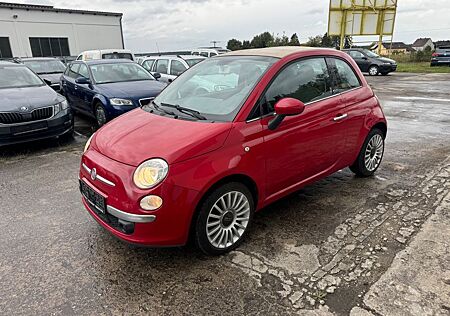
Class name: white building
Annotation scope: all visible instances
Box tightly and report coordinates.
[0,2,124,58]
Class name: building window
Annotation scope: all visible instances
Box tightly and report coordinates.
[29,37,70,57]
[0,37,13,58]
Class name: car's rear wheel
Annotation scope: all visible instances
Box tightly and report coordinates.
[368,65,379,76]
[194,182,254,255]
[350,128,385,177]
[95,103,107,127]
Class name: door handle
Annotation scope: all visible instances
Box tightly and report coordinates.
[74,85,78,90]
[333,114,348,121]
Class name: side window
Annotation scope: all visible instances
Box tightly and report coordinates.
[261,58,333,115]
[68,63,80,79]
[200,52,209,57]
[155,59,169,74]
[170,60,187,76]
[142,59,155,71]
[349,51,365,59]
[331,59,361,93]
[78,64,90,79]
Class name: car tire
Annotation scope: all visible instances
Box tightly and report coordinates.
[368,65,379,76]
[94,103,107,127]
[194,182,254,255]
[350,128,385,177]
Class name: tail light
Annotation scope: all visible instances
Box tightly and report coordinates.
[432,53,439,57]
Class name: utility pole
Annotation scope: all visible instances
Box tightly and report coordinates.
[210,41,220,48]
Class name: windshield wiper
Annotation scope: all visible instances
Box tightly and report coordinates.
[160,103,207,120]
[151,101,177,117]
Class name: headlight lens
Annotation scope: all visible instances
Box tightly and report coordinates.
[133,159,169,189]
[110,98,133,106]
[140,195,163,211]
[84,134,94,153]
[54,99,69,115]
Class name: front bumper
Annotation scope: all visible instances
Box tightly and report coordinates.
[80,149,200,246]
[380,64,397,73]
[0,110,73,146]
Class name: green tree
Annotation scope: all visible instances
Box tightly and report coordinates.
[305,35,322,47]
[289,33,300,46]
[242,40,251,49]
[227,38,243,51]
[250,32,274,48]
[273,33,289,46]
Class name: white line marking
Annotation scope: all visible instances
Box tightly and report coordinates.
[395,96,450,102]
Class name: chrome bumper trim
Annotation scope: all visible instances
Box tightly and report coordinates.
[82,163,116,187]
[106,205,156,223]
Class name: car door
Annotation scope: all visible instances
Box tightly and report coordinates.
[62,63,80,107]
[349,51,370,72]
[74,63,96,113]
[168,59,188,82]
[258,57,347,198]
[153,59,170,83]
[327,57,370,165]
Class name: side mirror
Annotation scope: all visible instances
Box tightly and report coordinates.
[268,98,305,130]
[75,77,90,85]
[153,72,162,80]
[362,56,368,60]
[43,79,52,86]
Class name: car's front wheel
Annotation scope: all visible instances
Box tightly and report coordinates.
[95,103,107,127]
[194,182,254,255]
[368,65,379,76]
[350,128,385,177]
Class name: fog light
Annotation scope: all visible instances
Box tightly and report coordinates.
[140,195,163,211]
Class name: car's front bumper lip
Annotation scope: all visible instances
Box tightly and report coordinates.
[106,204,156,223]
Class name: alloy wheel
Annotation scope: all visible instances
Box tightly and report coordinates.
[369,66,379,76]
[206,191,250,249]
[95,105,107,126]
[364,134,384,172]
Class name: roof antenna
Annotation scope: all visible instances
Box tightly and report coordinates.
[156,42,160,54]
[210,40,220,48]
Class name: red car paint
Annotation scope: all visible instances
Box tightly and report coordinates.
[79,48,387,246]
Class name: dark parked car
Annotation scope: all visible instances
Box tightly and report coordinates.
[60,59,166,126]
[343,48,397,76]
[0,61,73,146]
[431,46,450,67]
[20,57,67,92]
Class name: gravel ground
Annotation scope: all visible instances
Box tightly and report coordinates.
[0,73,449,315]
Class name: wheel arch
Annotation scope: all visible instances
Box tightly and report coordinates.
[372,121,387,139]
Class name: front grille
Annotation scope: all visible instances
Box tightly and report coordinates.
[0,106,54,124]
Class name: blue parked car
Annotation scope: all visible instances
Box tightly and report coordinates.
[60,59,166,126]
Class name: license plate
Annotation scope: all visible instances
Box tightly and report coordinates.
[80,180,106,214]
[11,121,48,135]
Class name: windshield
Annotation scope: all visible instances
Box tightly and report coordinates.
[185,58,205,67]
[22,59,66,74]
[102,53,133,60]
[152,56,277,121]
[90,63,154,84]
[0,66,44,89]
[364,50,380,58]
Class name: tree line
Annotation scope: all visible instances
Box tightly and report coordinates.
[227,32,353,50]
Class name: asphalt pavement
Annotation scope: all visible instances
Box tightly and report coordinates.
[1,73,449,315]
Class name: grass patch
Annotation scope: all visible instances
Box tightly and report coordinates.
[397,62,450,73]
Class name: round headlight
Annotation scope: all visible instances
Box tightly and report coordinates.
[84,134,94,153]
[133,159,168,189]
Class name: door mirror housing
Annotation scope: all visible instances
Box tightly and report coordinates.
[75,77,90,85]
[153,72,162,80]
[268,98,306,130]
[362,56,368,60]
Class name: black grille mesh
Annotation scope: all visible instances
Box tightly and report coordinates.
[0,106,53,124]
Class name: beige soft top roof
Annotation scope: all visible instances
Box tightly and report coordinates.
[223,46,334,58]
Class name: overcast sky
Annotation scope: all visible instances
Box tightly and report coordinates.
[15,0,450,52]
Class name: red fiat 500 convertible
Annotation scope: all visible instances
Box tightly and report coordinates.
[80,47,387,255]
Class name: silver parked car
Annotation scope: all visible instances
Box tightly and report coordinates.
[140,55,206,83]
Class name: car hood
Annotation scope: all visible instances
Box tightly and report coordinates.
[93,109,232,166]
[95,80,166,99]
[38,73,63,84]
[379,57,396,64]
[0,85,62,112]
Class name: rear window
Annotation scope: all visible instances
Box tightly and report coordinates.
[102,53,133,60]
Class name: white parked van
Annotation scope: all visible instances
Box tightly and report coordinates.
[191,48,230,58]
[76,49,135,61]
